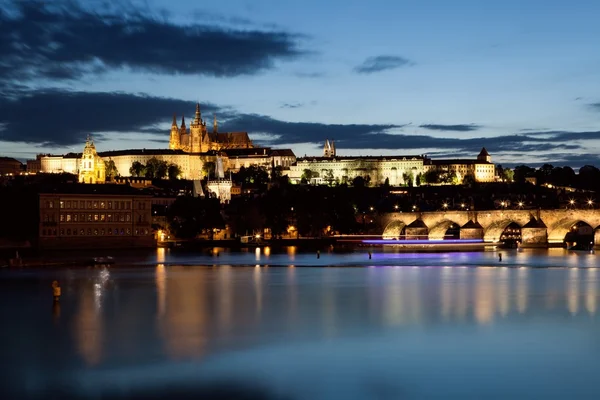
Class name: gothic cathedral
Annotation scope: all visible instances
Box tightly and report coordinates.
[169,103,254,153]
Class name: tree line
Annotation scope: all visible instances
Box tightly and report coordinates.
[129,157,182,180]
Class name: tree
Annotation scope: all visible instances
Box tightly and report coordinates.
[301,169,315,182]
[271,165,283,181]
[514,165,535,184]
[462,172,476,186]
[129,161,145,177]
[155,160,169,179]
[422,169,440,184]
[202,161,216,178]
[502,168,514,182]
[352,176,366,188]
[104,159,119,180]
[324,169,335,186]
[232,165,270,190]
[167,163,182,180]
[496,164,504,179]
[402,171,414,187]
[167,196,224,239]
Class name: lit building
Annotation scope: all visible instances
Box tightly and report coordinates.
[38,103,295,180]
[38,184,154,249]
[78,136,105,184]
[169,103,253,153]
[288,154,424,186]
[423,148,495,183]
[287,142,495,186]
[207,157,232,203]
[222,147,296,172]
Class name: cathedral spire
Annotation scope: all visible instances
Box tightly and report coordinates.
[172,113,177,127]
[181,115,186,129]
[194,102,202,125]
[213,114,218,133]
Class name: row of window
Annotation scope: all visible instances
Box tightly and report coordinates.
[42,227,150,236]
[45,200,138,210]
[43,213,146,223]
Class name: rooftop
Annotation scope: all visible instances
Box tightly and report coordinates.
[39,183,151,196]
[298,155,424,162]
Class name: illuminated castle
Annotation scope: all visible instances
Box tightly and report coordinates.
[169,103,253,153]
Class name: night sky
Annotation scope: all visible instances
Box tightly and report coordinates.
[1,0,599,167]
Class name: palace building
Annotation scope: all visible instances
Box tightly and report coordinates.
[38,103,295,180]
[287,141,495,186]
[423,148,495,183]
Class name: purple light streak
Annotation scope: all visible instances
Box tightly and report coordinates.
[363,239,485,245]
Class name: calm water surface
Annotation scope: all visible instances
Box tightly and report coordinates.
[1,247,600,399]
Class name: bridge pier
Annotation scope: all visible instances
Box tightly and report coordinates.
[405,219,428,240]
[521,226,548,248]
[460,220,484,240]
[593,228,600,249]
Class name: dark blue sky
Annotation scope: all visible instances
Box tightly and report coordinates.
[1,0,599,166]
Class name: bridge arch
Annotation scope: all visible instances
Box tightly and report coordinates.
[547,218,595,245]
[383,220,406,239]
[484,220,522,242]
[428,220,461,240]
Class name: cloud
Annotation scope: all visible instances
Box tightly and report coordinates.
[280,102,305,109]
[590,103,600,111]
[280,101,316,109]
[0,87,593,166]
[0,89,221,146]
[354,55,413,74]
[0,0,306,88]
[221,114,404,146]
[294,71,326,78]
[419,124,481,132]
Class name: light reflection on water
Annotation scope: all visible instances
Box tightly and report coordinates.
[2,249,600,399]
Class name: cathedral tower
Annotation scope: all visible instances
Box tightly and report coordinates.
[323,139,336,157]
[189,103,205,153]
[169,114,180,150]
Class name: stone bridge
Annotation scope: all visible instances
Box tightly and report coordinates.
[375,209,600,248]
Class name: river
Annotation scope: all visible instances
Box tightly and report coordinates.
[1,247,599,399]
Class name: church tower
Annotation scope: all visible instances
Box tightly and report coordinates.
[169,114,180,150]
[213,114,218,134]
[323,139,336,157]
[477,147,491,163]
[79,135,106,184]
[189,103,205,153]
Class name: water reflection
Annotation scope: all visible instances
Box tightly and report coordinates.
[67,263,600,369]
[73,280,103,366]
[586,268,597,314]
[157,267,208,360]
[567,268,579,315]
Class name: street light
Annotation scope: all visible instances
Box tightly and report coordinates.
[569,199,575,208]
[587,199,594,208]
[394,205,399,211]
[518,201,524,208]
[442,203,448,210]
[369,206,374,212]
